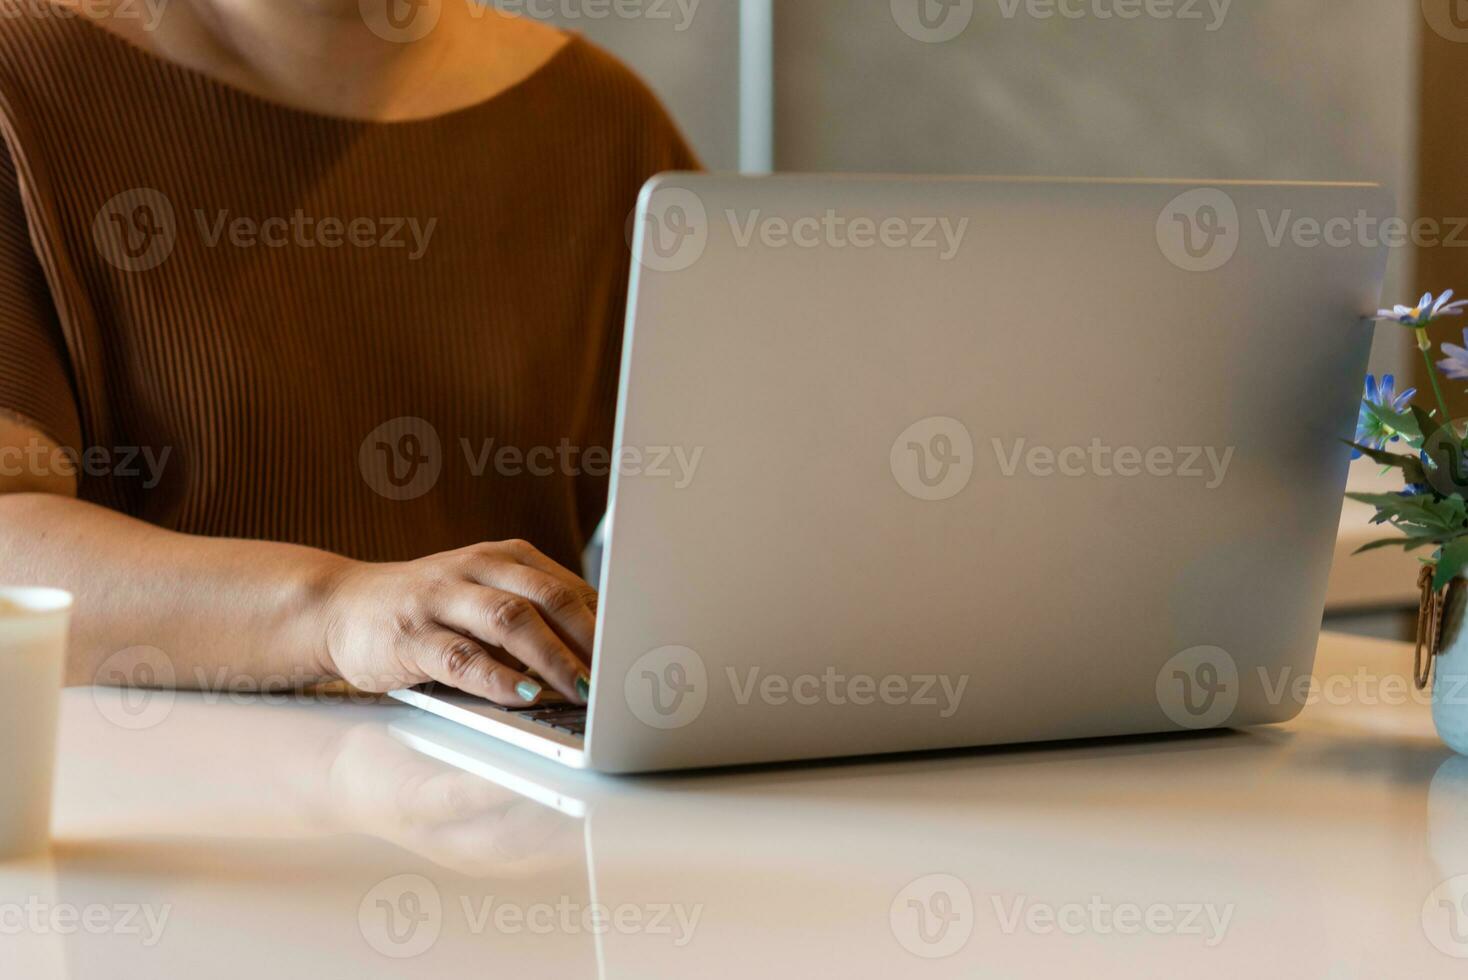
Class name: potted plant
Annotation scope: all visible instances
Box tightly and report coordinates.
[1351,291,1468,753]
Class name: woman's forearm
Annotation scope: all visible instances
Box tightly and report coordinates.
[0,492,345,689]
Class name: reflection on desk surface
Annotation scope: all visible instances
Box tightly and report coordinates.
[3,632,1465,979]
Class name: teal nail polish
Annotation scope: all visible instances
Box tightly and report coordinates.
[576,674,591,701]
[516,680,542,703]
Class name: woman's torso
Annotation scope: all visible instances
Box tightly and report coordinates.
[0,11,695,567]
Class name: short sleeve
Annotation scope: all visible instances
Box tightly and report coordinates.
[0,137,81,453]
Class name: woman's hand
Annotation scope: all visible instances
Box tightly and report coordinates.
[319,540,597,706]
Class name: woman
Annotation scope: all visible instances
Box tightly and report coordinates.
[0,0,698,706]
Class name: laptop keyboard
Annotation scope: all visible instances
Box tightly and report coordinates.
[507,702,588,737]
[412,683,588,738]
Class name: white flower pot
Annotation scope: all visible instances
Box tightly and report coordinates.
[1435,580,1468,756]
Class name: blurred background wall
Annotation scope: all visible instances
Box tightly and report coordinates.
[513,0,1423,372]
[1418,4,1468,411]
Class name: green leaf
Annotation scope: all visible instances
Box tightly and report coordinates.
[1347,493,1468,540]
[1346,492,1417,509]
[1344,489,1426,513]
[1436,537,1468,590]
[1344,443,1430,485]
[1353,536,1438,555]
[1408,405,1438,444]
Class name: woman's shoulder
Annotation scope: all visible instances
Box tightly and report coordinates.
[0,2,158,120]
[537,34,700,168]
[0,1,130,66]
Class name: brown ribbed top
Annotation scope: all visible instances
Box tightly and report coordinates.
[0,11,696,567]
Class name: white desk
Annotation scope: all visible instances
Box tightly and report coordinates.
[3,632,1466,978]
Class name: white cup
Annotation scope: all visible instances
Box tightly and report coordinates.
[0,587,73,860]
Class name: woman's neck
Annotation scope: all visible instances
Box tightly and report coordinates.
[54,0,568,121]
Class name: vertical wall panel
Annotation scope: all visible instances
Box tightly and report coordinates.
[1415,5,1468,408]
[774,0,1418,372]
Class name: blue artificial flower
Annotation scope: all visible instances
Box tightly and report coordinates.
[1376,290,1468,328]
[1354,373,1417,458]
[1440,329,1468,380]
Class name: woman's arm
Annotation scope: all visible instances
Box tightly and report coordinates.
[0,420,596,705]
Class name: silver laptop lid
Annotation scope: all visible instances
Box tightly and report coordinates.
[588,175,1390,772]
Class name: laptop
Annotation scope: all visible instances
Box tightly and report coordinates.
[391,174,1391,772]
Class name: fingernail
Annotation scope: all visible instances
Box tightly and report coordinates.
[516,680,542,703]
[575,674,591,702]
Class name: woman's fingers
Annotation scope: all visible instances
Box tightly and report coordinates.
[470,562,596,665]
[412,627,544,706]
[437,585,591,703]
[497,539,600,614]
